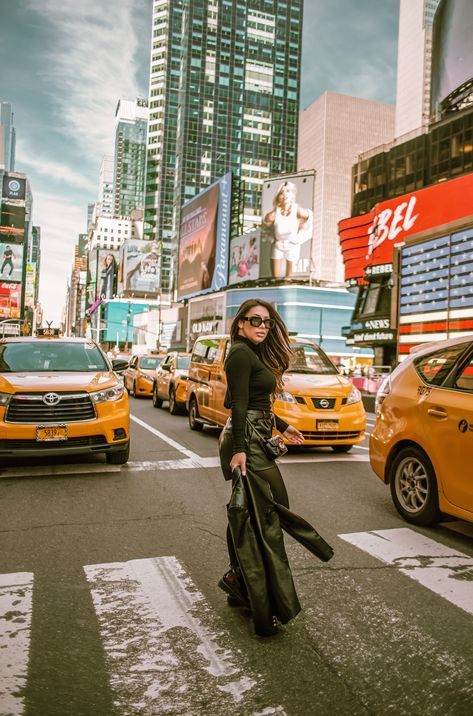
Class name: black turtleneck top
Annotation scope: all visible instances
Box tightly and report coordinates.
[224,335,289,454]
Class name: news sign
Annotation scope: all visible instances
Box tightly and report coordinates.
[339,172,473,283]
[177,172,232,300]
[2,175,26,201]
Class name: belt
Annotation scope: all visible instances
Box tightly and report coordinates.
[247,409,273,419]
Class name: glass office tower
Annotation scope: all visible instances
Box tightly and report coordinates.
[114,98,149,216]
[145,0,303,291]
[0,102,16,172]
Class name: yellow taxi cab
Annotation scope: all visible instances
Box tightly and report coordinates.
[152,352,191,414]
[370,334,473,525]
[0,333,130,463]
[123,354,163,398]
[186,335,365,451]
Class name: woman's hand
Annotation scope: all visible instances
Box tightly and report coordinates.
[230,451,247,477]
[282,425,305,444]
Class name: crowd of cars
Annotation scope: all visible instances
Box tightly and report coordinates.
[0,329,471,528]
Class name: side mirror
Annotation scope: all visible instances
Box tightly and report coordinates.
[161,363,171,372]
[112,359,129,372]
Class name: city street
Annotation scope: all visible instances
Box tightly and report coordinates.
[1,399,473,716]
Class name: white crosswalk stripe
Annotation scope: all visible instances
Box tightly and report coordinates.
[339,527,473,615]
[0,572,34,716]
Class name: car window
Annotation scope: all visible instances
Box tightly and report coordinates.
[177,355,190,369]
[0,342,108,372]
[191,338,220,365]
[453,354,473,392]
[414,344,468,386]
[140,357,161,370]
[287,342,337,375]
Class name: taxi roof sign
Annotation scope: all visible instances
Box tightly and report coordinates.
[36,327,62,337]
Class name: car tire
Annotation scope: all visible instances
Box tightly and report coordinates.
[169,387,179,415]
[106,442,130,465]
[152,383,163,408]
[331,445,353,453]
[188,397,203,431]
[389,446,440,526]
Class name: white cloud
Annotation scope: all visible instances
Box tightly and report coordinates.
[25,0,148,158]
[15,139,97,192]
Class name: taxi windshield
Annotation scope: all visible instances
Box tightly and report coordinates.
[288,342,337,375]
[139,357,161,370]
[0,341,109,372]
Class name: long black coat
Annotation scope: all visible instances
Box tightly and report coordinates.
[227,467,334,636]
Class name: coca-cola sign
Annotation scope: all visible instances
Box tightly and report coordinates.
[339,171,473,282]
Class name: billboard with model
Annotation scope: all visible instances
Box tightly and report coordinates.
[117,240,160,296]
[177,172,232,300]
[260,172,314,279]
[228,229,261,285]
[0,241,24,283]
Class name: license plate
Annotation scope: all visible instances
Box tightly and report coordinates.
[36,425,68,441]
[317,420,339,431]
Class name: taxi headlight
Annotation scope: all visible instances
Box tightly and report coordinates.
[347,386,362,404]
[90,385,125,404]
[0,392,11,406]
[276,390,297,404]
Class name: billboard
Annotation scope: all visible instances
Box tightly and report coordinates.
[87,249,119,306]
[431,0,473,114]
[338,171,473,284]
[228,229,261,285]
[0,205,26,240]
[0,282,21,318]
[118,240,160,296]
[260,172,314,279]
[2,175,26,201]
[177,172,232,300]
[0,241,24,283]
[24,263,36,306]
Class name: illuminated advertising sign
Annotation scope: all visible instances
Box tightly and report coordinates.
[0,241,24,283]
[118,240,159,296]
[260,172,314,279]
[0,282,21,318]
[177,172,232,300]
[0,205,26,240]
[87,248,119,305]
[188,293,226,339]
[2,175,26,201]
[228,229,261,285]
[24,263,36,306]
[339,171,473,284]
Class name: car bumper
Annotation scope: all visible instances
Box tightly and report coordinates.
[275,402,366,445]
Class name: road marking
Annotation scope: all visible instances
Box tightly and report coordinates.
[352,445,369,451]
[84,556,283,714]
[339,527,473,616]
[131,414,203,461]
[0,463,121,478]
[0,572,34,716]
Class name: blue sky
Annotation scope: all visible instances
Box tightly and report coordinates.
[0,0,399,323]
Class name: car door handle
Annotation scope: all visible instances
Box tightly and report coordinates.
[427,407,448,418]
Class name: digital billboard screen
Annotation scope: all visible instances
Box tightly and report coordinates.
[177,172,232,300]
[0,282,22,318]
[0,205,26,240]
[2,175,26,201]
[228,229,261,285]
[118,240,159,296]
[0,242,24,283]
[260,172,314,279]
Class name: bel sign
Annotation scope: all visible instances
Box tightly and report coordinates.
[339,172,473,282]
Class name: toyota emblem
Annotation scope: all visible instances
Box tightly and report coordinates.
[320,399,330,408]
[43,392,60,406]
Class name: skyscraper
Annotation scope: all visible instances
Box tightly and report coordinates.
[96,156,115,218]
[145,0,303,290]
[113,98,148,216]
[0,102,16,172]
[394,0,441,137]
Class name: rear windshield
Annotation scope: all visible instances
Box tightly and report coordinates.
[0,342,109,372]
[177,355,190,369]
[288,342,337,375]
[140,357,161,370]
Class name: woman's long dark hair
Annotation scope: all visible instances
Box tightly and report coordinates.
[230,299,293,394]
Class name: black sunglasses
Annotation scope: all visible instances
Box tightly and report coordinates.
[242,316,275,329]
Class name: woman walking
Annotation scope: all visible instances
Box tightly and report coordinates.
[218,298,332,636]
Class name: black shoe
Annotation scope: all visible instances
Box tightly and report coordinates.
[218,569,250,609]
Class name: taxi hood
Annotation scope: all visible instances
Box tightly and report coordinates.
[0,371,118,393]
[282,372,351,394]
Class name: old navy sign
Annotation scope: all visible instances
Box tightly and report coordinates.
[339,171,473,282]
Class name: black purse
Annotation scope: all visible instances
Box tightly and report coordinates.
[248,419,288,459]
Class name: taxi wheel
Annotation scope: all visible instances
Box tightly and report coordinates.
[188,398,203,431]
[106,442,130,465]
[331,445,352,453]
[389,446,440,526]
[169,387,179,415]
[153,383,163,408]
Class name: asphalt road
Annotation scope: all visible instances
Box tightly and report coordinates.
[1,397,473,716]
